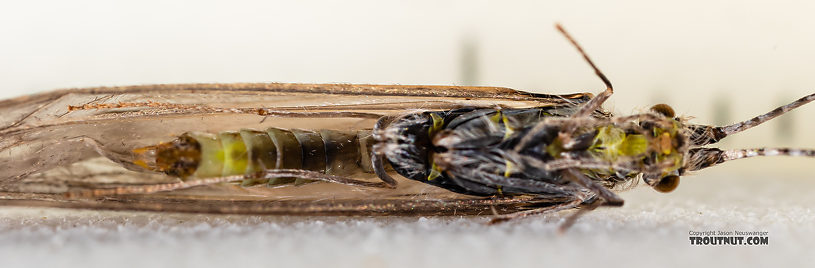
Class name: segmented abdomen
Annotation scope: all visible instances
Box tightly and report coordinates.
[180,128,376,183]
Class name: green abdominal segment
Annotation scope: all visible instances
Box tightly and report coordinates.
[173,128,374,185]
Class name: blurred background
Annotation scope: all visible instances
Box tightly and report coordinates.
[1,1,814,267]
[2,0,814,173]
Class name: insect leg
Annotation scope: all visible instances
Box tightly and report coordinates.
[454,166,588,195]
[371,152,398,188]
[512,117,609,153]
[545,169,625,232]
[370,116,399,187]
[487,197,583,225]
[66,169,392,198]
[557,198,606,233]
[563,168,624,206]
[513,152,673,176]
[545,158,674,175]
[556,24,614,118]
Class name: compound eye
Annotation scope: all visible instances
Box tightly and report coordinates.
[653,175,680,193]
[650,104,675,118]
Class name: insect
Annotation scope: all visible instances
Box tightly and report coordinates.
[0,25,813,230]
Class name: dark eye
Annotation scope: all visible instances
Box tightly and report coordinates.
[654,175,680,193]
[650,104,675,118]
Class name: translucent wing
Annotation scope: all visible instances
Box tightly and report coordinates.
[0,83,591,215]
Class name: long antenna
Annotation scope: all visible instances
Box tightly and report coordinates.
[722,148,815,161]
[690,93,815,146]
[515,24,614,152]
[555,23,613,118]
[718,93,815,136]
[686,147,815,171]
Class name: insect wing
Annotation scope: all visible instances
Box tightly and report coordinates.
[0,83,590,215]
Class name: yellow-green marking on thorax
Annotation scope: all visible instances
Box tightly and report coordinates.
[585,120,684,176]
[590,125,648,161]
[427,113,445,181]
[489,110,516,140]
[428,113,444,136]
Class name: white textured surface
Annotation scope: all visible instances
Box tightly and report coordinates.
[2,169,813,268]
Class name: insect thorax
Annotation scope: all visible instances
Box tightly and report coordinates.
[382,106,690,196]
